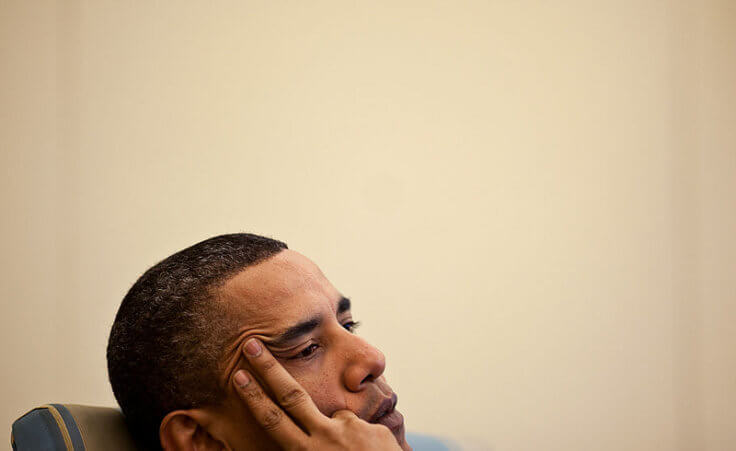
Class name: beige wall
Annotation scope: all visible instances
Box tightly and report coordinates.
[2,1,734,449]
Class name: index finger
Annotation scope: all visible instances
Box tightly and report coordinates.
[242,338,328,431]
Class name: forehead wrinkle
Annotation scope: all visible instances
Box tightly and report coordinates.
[218,320,293,392]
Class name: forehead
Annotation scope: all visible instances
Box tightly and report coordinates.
[218,249,341,328]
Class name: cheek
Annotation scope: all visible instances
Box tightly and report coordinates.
[293,365,347,416]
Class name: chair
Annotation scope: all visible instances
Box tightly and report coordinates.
[12,404,457,450]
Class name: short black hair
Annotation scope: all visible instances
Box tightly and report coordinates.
[107,233,288,449]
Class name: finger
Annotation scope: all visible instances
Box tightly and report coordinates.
[233,369,306,447]
[243,338,328,430]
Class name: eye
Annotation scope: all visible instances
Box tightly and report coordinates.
[342,320,361,333]
[291,343,319,360]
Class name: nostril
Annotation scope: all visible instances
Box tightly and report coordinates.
[343,338,386,392]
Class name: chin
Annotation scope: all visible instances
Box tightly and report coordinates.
[395,425,412,451]
[377,408,407,449]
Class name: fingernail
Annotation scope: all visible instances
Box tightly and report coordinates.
[234,370,250,387]
[245,339,262,357]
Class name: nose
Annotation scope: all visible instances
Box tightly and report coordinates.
[342,334,386,392]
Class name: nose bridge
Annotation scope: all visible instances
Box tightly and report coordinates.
[341,330,386,391]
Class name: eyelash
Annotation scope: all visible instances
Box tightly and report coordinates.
[343,320,361,334]
[288,321,361,360]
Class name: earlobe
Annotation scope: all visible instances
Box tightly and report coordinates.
[160,410,226,451]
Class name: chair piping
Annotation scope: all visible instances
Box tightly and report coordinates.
[64,406,88,451]
[40,404,74,451]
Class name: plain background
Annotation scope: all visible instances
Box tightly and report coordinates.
[1,1,734,450]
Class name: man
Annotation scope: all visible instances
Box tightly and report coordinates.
[107,233,410,450]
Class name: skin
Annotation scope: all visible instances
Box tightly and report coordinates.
[230,337,404,451]
[159,249,411,450]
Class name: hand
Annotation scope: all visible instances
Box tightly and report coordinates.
[232,338,403,451]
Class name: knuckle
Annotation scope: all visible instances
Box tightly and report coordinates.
[330,410,348,420]
[243,387,264,402]
[279,388,307,409]
[259,407,283,431]
[342,414,358,424]
[332,411,359,428]
[260,357,278,372]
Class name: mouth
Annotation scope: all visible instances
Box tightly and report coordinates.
[368,393,405,434]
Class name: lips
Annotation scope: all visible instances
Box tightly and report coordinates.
[368,393,404,432]
[369,393,396,423]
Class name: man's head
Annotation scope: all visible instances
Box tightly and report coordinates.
[107,233,407,450]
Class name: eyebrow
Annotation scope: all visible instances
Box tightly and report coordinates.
[337,296,351,314]
[268,296,352,348]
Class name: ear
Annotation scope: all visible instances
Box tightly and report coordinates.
[159,409,227,451]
